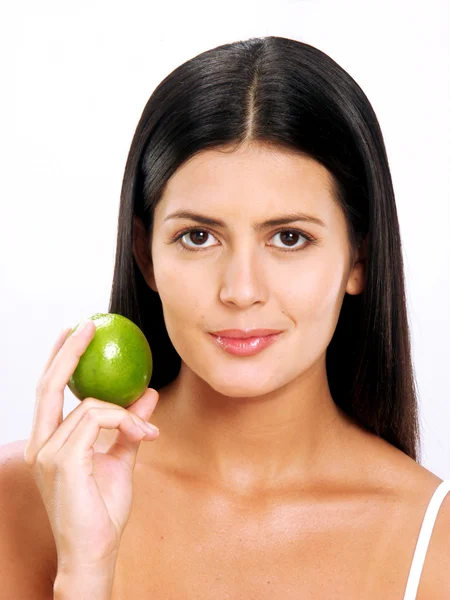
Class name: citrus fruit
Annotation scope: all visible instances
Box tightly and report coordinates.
[67,313,153,408]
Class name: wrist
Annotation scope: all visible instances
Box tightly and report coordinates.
[53,556,117,600]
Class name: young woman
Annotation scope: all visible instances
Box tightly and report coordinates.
[1,36,449,599]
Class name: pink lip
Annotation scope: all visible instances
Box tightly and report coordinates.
[209,332,281,356]
[211,329,282,339]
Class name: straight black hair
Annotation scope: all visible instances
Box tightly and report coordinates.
[109,36,421,462]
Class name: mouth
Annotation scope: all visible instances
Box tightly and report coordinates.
[208,332,282,357]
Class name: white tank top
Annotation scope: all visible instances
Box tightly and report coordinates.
[403,479,450,599]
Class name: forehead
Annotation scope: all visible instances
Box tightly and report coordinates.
[156,143,338,221]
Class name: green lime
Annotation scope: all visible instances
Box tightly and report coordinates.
[67,313,153,408]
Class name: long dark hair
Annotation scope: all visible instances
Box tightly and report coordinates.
[109,36,421,462]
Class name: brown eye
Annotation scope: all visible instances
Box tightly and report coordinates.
[277,231,302,247]
[186,230,210,245]
[180,229,217,248]
[171,227,316,253]
[270,229,313,250]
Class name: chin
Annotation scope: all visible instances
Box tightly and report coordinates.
[204,373,283,399]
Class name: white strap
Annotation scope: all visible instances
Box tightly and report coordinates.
[403,479,450,599]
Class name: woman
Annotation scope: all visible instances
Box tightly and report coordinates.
[1,36,449,598]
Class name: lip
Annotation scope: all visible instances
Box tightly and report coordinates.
[209,332,281,356]
[210,329,282,339]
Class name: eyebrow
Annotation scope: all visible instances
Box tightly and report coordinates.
[163,209,326,230]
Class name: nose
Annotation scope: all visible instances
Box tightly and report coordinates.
[218,246,268,308]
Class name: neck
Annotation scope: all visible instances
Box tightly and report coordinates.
[156,359,357,496]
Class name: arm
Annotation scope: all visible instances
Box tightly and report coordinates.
[0,440,56,598]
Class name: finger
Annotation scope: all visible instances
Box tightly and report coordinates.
[55,408,157,470]
[31,320,96,455]
[107,420,159,469]
[42,319,96,394]
[38,327,74,383]
[28,397,154,463]
[27,327,76,462]
[108,389,160,464]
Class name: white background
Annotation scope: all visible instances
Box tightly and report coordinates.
[1,0,449,478]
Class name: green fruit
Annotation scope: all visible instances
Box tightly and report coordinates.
[67,313,153,408]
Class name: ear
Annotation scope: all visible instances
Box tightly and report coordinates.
[132,215,158,293]
[345,235,367,296]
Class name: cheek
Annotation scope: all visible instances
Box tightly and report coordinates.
[152,256,210,332]
[286,259,347,337]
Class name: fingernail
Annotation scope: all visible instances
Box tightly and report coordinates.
[73,318,93,336]
[144,422,159,433]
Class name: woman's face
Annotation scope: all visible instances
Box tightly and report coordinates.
[134,142,365,397]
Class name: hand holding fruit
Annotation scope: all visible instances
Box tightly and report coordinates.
[24,315,159,575]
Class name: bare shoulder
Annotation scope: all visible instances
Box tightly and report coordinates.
[0,439,57,589]
[360,431,450,598]
[407,462,450,599]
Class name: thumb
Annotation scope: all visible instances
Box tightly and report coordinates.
[126,387,160,423]
[107,388,160,467]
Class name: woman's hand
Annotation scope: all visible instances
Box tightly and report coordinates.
[24,320,160,573]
